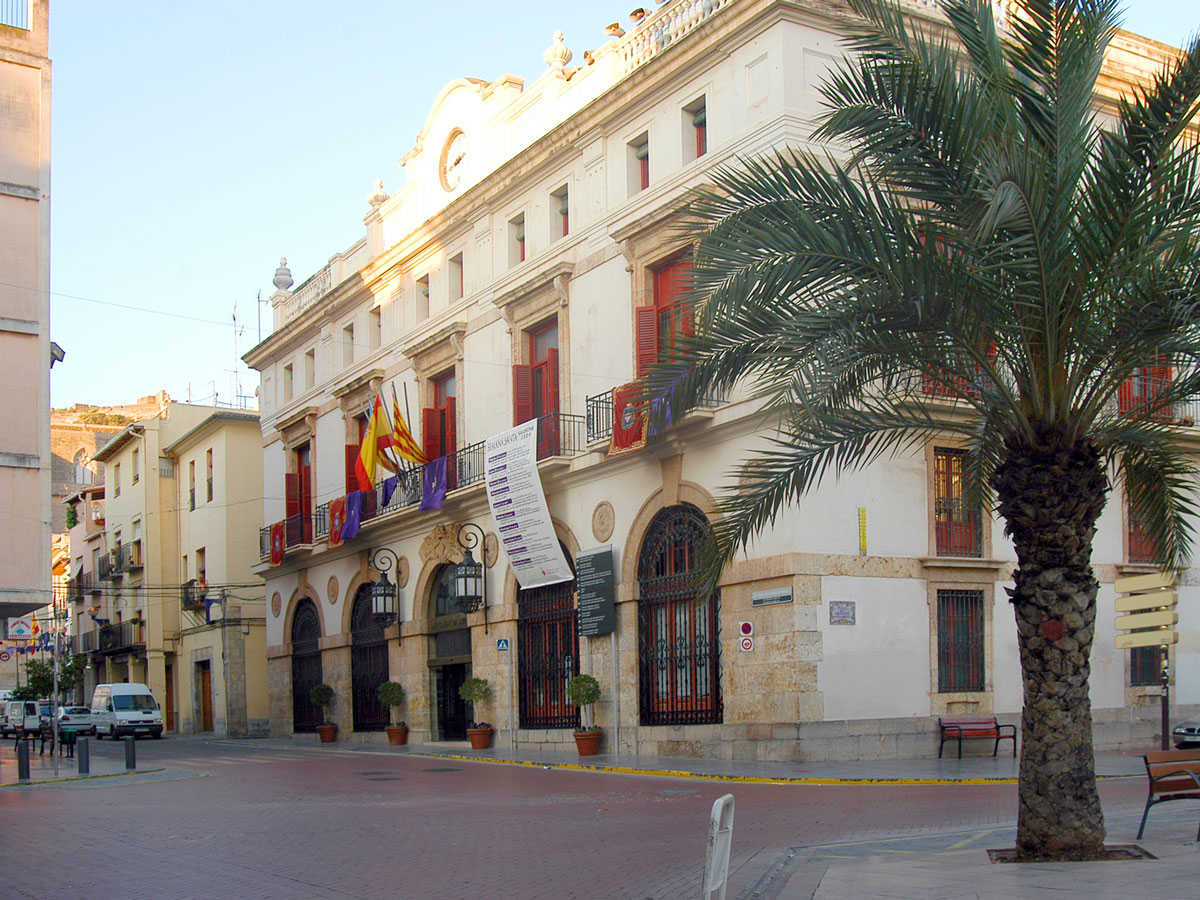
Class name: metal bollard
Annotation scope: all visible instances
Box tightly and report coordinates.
[123,736,136,770]
[77,737,89,775]
[16,738,30,782]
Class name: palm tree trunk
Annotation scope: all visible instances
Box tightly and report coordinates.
[992,423,1107,860]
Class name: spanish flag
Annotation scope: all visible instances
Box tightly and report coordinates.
[387,397,427,465]
[355,396,384,492]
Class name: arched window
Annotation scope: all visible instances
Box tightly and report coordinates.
[637,503,722,726]
[518,543,578,729]
[430,563,461,618]
[73,449,91,484]
[290,599,323,732]
[350,584,388,731]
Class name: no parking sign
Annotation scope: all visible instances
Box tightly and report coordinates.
[0,650,9,662]
[738,622,754,652]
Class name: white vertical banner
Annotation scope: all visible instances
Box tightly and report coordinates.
[484,419,573,589]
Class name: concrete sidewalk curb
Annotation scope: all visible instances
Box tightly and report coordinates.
[325,746,1144,786]
[0,767,166,789]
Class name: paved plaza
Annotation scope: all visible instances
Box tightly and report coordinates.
[1,735,1197,898]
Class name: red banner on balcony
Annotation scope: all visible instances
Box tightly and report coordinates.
[269,521,286,566]
[609,383,646,457]
[328,497,346,548]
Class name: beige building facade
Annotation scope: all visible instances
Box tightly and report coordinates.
[80,404,266,735]
[245,0,1198,760]
[0,1,52,626]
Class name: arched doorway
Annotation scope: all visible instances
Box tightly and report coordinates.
[350,584,388,731]
[637,503,722,726]
[518,544,579,729]
[428,564,470,740]
[291,599,323,732]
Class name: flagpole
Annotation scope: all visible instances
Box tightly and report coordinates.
[392,382,419,471]
[374,391,404,474]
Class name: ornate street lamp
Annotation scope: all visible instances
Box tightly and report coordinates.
[455,523,488,633]
[368,546,403,642]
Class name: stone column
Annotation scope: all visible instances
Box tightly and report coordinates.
[319,635,352,734]
[265,645,292,736]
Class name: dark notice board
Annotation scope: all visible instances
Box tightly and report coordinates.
[576,546,615,637]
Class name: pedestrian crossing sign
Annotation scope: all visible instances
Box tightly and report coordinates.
[496,638,510,652]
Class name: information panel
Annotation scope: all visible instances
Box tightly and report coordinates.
[576,545,616,637]
[484,419,573,589]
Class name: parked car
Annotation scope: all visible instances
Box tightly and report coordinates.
[1173,716,1200,748]
[4,700,41,738]
[57,706,93,736]
[91,683,163,739]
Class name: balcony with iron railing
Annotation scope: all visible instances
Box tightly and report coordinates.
[96,621,144,655]
[585,387,727,444]
[934,499,983,558]
[72,630,98,654]
[97,554,115,581]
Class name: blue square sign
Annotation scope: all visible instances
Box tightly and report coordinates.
[496,638,510,652]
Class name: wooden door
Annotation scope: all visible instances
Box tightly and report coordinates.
[199,661,214,732]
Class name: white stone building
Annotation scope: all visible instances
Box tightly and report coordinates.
[243,0,1197,759]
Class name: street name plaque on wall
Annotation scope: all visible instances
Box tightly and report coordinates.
[576,545,616,637]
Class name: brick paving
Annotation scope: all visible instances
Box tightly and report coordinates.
[0,737,1170,899]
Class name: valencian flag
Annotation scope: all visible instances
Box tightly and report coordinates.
[382,396,427,466]
[356,396,386,492]
[269,521,286,566]
[327,496,347,547]
[609,382,647,456]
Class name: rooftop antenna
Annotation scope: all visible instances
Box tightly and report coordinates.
[232,303,245,404]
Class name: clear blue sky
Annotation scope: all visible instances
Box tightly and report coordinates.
[47,1,1198,408]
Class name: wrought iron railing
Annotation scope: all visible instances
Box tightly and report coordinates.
[181,580,206,612]
[259,526,271,560]
[586,386,727,444]
[97,621,143,654]
[934,498,983,558]
[73,631,97,654]
[285,513,311,548]
[97,554,115,581]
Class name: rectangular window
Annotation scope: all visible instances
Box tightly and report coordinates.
[683,96,707,162]
[131,448,139,484]
[934,448,982,557]
[188,460,196,511]
[628,133,650,194]
[304,348,315,390]
[635,253,693,377]
[342,323,355,367]
[1131,644,1163,686]
[514,320,561,459]
[113,463,121,498]
[196,547,206,587]
[282,364,294,402]
[422,371,458,482]
[369,308,382,351]
[508,213,526,266]
[181,554,188,581]
[415,275,430,322]
[1127,496,1157,564]
[937,589,985,692]
[205,448,214,502]
[449,252,464,300]
[550,184,569,239]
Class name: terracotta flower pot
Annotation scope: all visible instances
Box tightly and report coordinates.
[386,725,409,746]
[573,729,602,756]
[466,727,493,750]
[316,723,338,743]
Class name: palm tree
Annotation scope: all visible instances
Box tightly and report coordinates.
[654,0,1200,860]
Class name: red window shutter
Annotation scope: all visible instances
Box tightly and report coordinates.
[284,473,300,518]
[513,364,534,425]
[344,444,359,494]
[635,305,659,377]
[546,348,560,415]
[653,258,692,308]
[422,407,441,460]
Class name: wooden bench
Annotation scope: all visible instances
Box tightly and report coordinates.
[1137,749,1200,842]
[937,716,1016,759]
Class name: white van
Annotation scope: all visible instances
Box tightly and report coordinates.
[91,683,164,739]
[3,699,42,738]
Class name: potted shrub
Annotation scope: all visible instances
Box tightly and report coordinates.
[377,681,408,745]
[310,683,337,743]
[458,676,494,749]
[566,674,603,756]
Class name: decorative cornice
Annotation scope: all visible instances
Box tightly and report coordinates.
[401,320,468,365]
[492,261,575,312]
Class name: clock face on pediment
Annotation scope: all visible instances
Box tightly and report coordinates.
[439,128,468,191]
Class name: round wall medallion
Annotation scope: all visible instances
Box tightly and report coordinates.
[484,532,499,568]
[397,555,411,589]
[270,592,282,618]
[592,501,615,543]
[327,576,339,605]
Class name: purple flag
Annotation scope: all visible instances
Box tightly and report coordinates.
[381,475,398,507]
[420,457,447,511]
[341,491,363,540]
